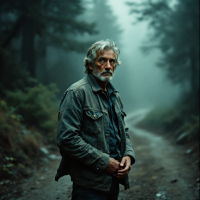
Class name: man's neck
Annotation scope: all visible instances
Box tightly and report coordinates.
[91,73,108,91]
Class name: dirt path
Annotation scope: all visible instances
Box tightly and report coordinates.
[12,159,72,200]
[119,114,199,200]
[4,110,199,200]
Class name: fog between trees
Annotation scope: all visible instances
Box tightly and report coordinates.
[1,0,197,110]
[0,0,199,182]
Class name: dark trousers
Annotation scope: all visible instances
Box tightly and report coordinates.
[71,177,119,200]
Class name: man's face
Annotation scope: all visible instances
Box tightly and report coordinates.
[89,49,116,82]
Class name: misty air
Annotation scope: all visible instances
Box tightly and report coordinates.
[0,0,199,200]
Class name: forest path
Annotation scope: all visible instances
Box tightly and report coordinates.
[10,109,199,200]
[119,109,199,200]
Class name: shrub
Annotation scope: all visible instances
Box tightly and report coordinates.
[0,83,60,180]
[5,84,59,139]
[0,100,38,179]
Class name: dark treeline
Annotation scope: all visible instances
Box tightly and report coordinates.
[0,0,96,92]
[128,0,199,143]
[128,0,199,113]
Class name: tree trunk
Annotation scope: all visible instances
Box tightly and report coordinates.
[37,40,49,84]
[189,46,199,114]
[2,16,25,48]
[190,46,198,97]
[21,17,36,78]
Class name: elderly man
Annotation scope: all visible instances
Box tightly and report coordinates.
[55,40,135,200]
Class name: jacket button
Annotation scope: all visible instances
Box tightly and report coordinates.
[93,114,96,118]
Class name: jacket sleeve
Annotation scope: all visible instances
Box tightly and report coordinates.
[123,119,136,165]
[57,90,110,173]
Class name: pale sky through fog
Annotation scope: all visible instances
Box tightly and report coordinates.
[107,0,181,112]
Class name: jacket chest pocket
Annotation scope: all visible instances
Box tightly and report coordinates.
[83,110,103,135]
[117,110,126,128]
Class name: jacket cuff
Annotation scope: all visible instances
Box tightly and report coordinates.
[124,151,136,165]
[95,153,110,173]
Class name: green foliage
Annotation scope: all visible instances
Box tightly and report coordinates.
[0,100,21,136]
[5,84,59,135]
[0,101,33,179]
[0,94,56,179]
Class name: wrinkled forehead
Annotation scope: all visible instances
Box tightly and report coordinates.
[96,49,115,59]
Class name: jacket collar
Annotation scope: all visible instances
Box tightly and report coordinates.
[87,73,119,93]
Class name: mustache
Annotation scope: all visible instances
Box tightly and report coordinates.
[100,70,113,76]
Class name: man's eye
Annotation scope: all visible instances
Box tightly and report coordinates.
[99,58,106,63]
[110,60,115,64]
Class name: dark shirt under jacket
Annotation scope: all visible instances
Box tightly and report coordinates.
[102,85,121,160]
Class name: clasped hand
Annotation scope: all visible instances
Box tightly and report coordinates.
[105,156,131,179]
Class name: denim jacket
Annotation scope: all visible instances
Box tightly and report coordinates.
[55,74,135,191]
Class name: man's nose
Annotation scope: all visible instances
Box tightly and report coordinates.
[105,60,111,69]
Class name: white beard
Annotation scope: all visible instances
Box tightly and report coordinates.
[93,65,114,82]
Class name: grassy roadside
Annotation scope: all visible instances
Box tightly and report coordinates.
[0,84,59,182]
[135,105,199,145]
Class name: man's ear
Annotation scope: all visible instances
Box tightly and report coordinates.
[88,62,93,71]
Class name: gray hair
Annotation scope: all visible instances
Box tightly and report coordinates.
[84,39,121,74]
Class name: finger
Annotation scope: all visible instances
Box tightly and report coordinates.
[117,173,128,179]
[117,172,127,176]
[118,165,130,173]
[117,171,129,175]
[117,171,129,177]
[120,157,127,167]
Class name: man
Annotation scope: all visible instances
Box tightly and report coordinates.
[55,40,135,200]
